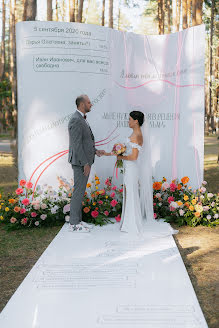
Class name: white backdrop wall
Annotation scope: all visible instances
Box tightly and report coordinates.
[16,22,205,189]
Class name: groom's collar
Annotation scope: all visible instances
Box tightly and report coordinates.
[76,109,84,117]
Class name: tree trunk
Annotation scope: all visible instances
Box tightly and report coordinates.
[23,0,37,21]
[172,0,177,32]
[209,0,215,131]
[77,0,84,22]
[177,0,181,31]
[161,0,165,34]
[102,0,105,26]
[167,0,171,33]
[47,0,53,21]
[10,0,17,140]
[196,0,203,25]
[158,0,162,34]
[187,0,192,26]
[182,0,188,29]
[109,0,113,28]
[192,0,196,26]
[69,0,76,22]
[56,0,59,21]
[0,0,6,79]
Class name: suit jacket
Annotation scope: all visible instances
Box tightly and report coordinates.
[68,111,96,166]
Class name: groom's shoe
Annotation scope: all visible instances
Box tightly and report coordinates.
[81,221,94,229]
[69,223,90,233]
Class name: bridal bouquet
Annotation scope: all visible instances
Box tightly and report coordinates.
[112,143,126,168]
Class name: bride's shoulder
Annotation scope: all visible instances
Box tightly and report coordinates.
[129,134,143,147]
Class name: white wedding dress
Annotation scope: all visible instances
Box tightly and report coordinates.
[120,128,178,238]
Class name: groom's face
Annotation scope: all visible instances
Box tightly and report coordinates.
[83,96,92,113]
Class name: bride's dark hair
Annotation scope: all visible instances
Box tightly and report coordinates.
[129,111,144,126]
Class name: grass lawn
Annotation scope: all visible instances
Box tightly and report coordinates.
[0,135,218,327]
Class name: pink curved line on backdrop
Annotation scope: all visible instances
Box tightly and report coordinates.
[32,151,68,199]
[114,79,204,90]
[95,134,120,147]
[95,127,118,144]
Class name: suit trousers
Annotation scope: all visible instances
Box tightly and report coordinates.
[70,165,89,225]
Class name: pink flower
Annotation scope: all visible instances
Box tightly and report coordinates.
[104,211,109,216]
[153,203,156,206]
[63,203,70,214]
[115,145,122,151]
[112,186,117,190]
[31,212,37,217]
[104,178,111,186]
[162,182,169,191]
[26,181,33,189]
[170,206,176,211]
[40,214,47,220]
[110,192,115,198]
[168,196,175,204]
[91,210,99,218]
[21,198,30,206]
[20,208,26,214]
[16,188,24,195]
[154,213,157,219]
[119,188,123,193]
[35,221,39,226]
[21,218,28,225]
[19,179,26,187]
[115,214,121,222]
[10,217,17,223]
[98,201,103,205]
[170,183,177,192]
[111,199,118,207]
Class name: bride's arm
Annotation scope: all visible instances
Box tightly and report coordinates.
[118,148,139,161]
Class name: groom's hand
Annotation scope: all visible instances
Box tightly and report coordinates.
[96,150,105,157]
[84,164,91,176]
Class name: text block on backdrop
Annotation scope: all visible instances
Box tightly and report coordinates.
[16,22,205,189]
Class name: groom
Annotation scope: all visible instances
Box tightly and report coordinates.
[68,94,103,232]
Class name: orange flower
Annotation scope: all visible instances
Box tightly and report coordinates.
[192,199,197,205]
[83,207,90,213]
[181,176,189,184]
[86,198,90,202]
[14,206,21,213]
[153,182,162,191]
[177,184,182,190]
[163,177,167,182]
[184,202,189,208]
[95,176,99,180]
[84,192,87,196]
[68,193,72,197]
[91,194,95,198]
[195,212,200,217]
[189,205,194,211]
[96,191,99,196]
[86,183,92,188]
[9,198,16,204]
[95,207,98,210]
[95,180,100,185]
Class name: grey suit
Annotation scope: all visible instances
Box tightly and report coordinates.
[68,111,96,225]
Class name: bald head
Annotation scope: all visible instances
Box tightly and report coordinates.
[75,94,92,114]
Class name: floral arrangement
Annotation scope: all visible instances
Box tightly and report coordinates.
[112,143,126,168]
[153,177,219,227]
[0,176,123,230]
[0,174,218,230]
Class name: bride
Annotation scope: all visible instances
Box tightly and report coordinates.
[104,111,178,237]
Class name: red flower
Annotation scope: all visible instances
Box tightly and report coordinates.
[16,188,24,195]
[168,196,175,204]
[170,183,177,192]
[115,214,121,222]
[104,211,109,216]
[31,212,37,217]
[119,188,123,193]
[19,179,26,187]
[104,178,111,186]
[154,213,157,219]
[111,199,118,207]
[21,198,30,206]
[110,192,115,198]
[112,186,117,190]
[20,208,27,214]
[26,181,33,189]
[98,201,103,205]
[91,210,99,218]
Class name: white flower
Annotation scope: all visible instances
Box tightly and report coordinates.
[41,203,47,209]
[158,203,162,206]
[63,204,70,214]
[65,215,70,222]
[200,195,204,199]
[33,204,40,210]
[200,187,206,193]
[214,213,219,219]
[40,214,47,220]
[202,181,207,185]
[206,215,211,220]
[35,221,40,226]
[203,206,209,211]
[155,193,161,198]
[207,193,214,198]
[170,201,179,209]
[211,202,215,207]
[51,206,58,214]
[179,209,185,216]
